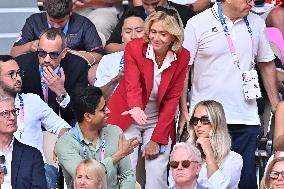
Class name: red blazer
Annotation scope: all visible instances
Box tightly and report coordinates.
[107,38,190,145]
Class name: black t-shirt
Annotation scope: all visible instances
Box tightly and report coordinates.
[106,1,196,45]
[13,12,104,54]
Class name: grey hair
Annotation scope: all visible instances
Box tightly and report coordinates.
[0,96,14,104]
[170,142,202,163]
[39,28,67,51]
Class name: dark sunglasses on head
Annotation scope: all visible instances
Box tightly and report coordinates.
[155,6,177,16]
[169,160,198,169]
[37,49,63,60]
[0,155,7,175]
[189,116,210,126]
[270,171,284,180]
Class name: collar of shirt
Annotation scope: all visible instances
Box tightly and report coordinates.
[212,3,243,24]
[0,137,14,155]
[0,138,13,189]
[145,43,177,75]
[75,124,105,153]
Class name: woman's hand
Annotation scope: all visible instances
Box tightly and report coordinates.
[143,140,160,160]
[121,107,147,125]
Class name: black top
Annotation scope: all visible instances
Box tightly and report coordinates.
[13,12,104,54]
[16,52,89,123]
[106,1,196,45]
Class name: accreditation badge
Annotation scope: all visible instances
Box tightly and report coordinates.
[241,70,262,100]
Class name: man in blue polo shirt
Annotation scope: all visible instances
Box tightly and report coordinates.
[11,0,103,66]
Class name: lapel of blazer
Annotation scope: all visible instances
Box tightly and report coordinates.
[11,139,24,187]
[157,59,178,107]
[142,45,154,100]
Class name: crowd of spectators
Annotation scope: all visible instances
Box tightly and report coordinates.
[0,0,284,189]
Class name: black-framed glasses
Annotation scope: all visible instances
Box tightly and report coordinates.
[270,171,284,180]
[3,69,24,80]
[169,160,198,169]
[189,116,211,126]
[0,155,7,175]
[0,108,19,119]
[37,49,63,60]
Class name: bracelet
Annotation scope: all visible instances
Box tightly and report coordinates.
[68,50,96,67]
[86,51,96,67]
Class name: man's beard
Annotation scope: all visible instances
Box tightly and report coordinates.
[0,80,22,97]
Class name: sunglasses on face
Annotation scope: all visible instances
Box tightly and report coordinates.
[270,171,284,180]
[0,155,7,175]
[189,116,211,126]
[169,160,198,169]
[37,49,63,60]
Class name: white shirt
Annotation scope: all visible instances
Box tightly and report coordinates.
[14,93,71,160]
[169,151,243,189]
[170,0,197,5]
[95,51,124,87]
[0,138,14,189]
[144,44,177,117]
[184,3,275,125]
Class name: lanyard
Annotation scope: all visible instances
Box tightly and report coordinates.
[119,54,124,72]
[39,65,61,103]
[217,3,255,69]
[16,94,25,139]
[47,20,69,35]
[73,127,106,160]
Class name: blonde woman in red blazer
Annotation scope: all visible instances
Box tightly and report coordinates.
[107,7,190,189]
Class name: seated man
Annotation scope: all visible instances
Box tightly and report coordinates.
[105,0,196,53]
[0,96,47,189]
[94,9,146,97]
[11,0,103,66]
[0,55,71,188]
[16,28,89,125]
[170,142,204,189]
[56,86,139,189]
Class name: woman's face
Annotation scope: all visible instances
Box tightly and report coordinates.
[149,20,175,55]
[192,105,212,138]
[75,165,99,189]
[270,161,284,189]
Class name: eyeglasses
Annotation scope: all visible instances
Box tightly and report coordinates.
[0,155,7,175]
[270,171,284,180]
[37,49,63,60]
[245,0,255,3]
[169,160,198,169]
[155,6,180,26]
[2,70,24,80]
[189,116,211,126]
[0,108,19,119]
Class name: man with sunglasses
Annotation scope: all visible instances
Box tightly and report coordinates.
[0,96,47,188]
[183,0,280,188]
[11,0,103,67]
[15,28,89,127]
[104,0,196,53]
[170,143,204,189]
[0,55,71,188]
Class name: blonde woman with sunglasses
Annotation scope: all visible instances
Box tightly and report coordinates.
[186,100,243,189]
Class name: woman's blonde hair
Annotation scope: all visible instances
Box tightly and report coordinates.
[260,157,284,189]
[143,7,184,53]
[187,100,231,165]
[74,159,107,189]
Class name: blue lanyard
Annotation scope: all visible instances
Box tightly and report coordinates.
[47,20,69,35]
[119,54,124,72]
[73,127,106,160]
[17,93,25,139]
[217,3,254,68]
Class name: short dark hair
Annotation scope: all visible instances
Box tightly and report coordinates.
[122,8,147,26]
[72,86,103,123]
[39,28,67,50]
[44,0,72,19]
[0,55,14,63]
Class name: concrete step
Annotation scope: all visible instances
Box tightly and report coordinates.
[0,34,17,54]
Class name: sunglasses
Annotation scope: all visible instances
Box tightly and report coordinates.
[189,116,211,126]
[169,160,198,169]
[155,6,180,26]
[0,155,7,175]
[37,49,63,60]
[270,171,284,180]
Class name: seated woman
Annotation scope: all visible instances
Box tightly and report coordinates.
[107,6,190,189]
[187,100,243,189]
[260,157,284,189]
[74,159,107,189]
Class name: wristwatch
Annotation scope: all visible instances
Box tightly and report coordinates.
[56,93,67,103]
